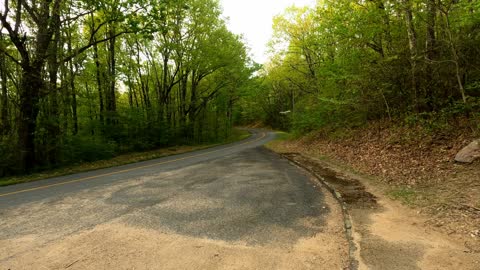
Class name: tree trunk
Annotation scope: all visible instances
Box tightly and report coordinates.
[180,70,189,137]
[444,13,467,104]
[93,40,105,126]
[127,69,134,108]
[402,0,419,111]
[378,0,393,53]
[0,47,9,136]
[46,13,61,166]
[17,69,42,171]
[161,52,169,122]
[85,82,95,135]
[425,0,437,110]
[70,64,78,135]
[187,71,198,140]
[106,25,117,124]
[67,28,78,135]
[426,0,437,60]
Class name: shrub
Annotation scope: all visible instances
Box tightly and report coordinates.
[61,136,117,164]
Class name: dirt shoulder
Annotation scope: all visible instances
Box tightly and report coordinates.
[267,125,480,269]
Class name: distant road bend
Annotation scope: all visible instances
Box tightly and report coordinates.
[0,129,349,269]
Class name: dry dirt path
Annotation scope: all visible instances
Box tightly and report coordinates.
[0,130,348,269]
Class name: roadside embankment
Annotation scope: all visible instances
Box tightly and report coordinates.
[267,121,480,269]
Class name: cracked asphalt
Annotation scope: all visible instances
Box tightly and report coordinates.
[0,130,349,269]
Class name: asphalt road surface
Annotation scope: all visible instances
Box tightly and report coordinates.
[0,130,348,269]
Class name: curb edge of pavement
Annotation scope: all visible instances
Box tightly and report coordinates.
[277,152,359,270]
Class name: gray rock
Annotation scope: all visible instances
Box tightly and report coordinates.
[455,139,480,163]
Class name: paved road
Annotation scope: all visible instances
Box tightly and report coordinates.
[0,130,348,269]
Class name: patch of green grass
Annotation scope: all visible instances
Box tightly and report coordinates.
[228,128,251,142]
[387,187,418,206]
[264,131,292,150]
[0,129,251,187]
[274,131,292,141]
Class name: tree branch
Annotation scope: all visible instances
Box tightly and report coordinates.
[21,0,40,25]
[0,47,21,65]
[14,0,22,34]
[0,10,29,64]
[61,10,93,24]
[62,30,130,63]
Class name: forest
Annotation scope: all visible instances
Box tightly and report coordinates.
[238,0,480,135]
[1,0,479,177]
[0,0,253,176]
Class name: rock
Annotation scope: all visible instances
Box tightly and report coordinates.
[455,140,480,163]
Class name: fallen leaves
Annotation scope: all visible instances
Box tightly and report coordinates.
[272,120,480,239]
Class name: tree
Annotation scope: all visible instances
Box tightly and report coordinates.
[0,0,253,175]
[238,0,480,134]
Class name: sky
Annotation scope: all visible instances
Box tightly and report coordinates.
[220,0,316,64]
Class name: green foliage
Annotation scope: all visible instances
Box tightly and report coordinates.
[0,0,253,177]
[404,98,480,134]
[0,137,16,176]
[61,136,117,163]
[237,0,480,136]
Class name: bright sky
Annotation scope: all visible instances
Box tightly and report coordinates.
[220,0,316,64]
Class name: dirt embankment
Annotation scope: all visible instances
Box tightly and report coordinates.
[268,121,480,269]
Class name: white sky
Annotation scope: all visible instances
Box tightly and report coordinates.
[220,0,316,64]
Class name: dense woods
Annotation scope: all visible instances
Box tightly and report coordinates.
[1,0,479,177]
[238,0,480,134]
[0,0,253,175]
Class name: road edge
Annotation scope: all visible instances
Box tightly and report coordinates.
[270,149,359,270]
[0,129,253,187]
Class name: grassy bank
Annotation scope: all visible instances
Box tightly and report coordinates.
[0,129,250,187]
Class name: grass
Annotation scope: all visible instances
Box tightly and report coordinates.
[0,129,251,187]
[264,131,292,149]
[387,187,419,206]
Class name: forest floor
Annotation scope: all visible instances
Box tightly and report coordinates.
[266,121,480,267]
[0,129,251,187]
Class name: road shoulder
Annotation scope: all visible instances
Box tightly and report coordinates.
[267,141,480,270]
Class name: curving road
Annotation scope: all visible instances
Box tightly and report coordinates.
[0,130,348,269]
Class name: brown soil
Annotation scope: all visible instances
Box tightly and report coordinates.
[268,125,480,269]
[284,153,377,209]
[269,121,480,240]
[0,222,346,270]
